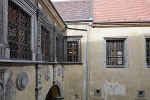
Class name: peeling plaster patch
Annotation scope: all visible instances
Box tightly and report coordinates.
[104,81,126,96]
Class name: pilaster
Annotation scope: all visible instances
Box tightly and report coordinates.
[35,64,43,100]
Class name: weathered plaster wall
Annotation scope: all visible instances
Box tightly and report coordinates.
[64,24,150,100]
[63,23,89,100]
[90,27,150,100]
[63,65,84,100]
[9,66,36,100]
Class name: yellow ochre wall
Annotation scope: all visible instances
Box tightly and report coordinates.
[64,23,150,100]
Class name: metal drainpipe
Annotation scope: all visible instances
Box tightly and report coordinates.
[67,27,89,100]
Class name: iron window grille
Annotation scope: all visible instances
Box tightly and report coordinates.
[8,1,32,60]
[146,39,150,65]
[106,40,124,66]
[41,26,50,62]
[65,38,81,62]
[56,31,64,62]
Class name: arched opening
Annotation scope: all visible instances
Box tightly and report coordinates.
[45,85,62,100]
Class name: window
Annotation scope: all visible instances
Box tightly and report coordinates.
[41,26,50,61]
[67,41,79,62]
[106,40,124,65]
[65,37,82,63]
[104,37,128,68]
[146,39,150,66]
[8,1,32,60]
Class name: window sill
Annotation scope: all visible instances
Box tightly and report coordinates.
[106,65,126,68]
[63,62,83,65]
[146,65,150,68]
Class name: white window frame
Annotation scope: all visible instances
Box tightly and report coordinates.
[103,36,128,68]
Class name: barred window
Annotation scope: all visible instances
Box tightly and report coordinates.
[146,39,150,65]
[106,40,124,66]
[8,1,32,60]
[67,40,80,62]
[41,26,50,61]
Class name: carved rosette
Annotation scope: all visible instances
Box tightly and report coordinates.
[45,69,50,81]
[16,72,28,90]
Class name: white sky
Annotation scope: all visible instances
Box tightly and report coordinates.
[51,0,67,1]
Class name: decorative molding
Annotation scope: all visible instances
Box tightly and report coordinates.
[16,72,28,90]
[53,64,57,82]
[45,69,50,81]
[35,64,43,100]
[57,68,60,76]
[11,0,37,15]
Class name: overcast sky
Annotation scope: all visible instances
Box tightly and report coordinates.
[51,0,67,1]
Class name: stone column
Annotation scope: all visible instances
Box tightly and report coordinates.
[0,0,10,58]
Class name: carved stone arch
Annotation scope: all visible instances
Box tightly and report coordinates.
[45,80,63,100]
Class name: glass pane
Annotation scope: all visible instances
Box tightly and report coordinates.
[107,58,115,65]
[116,58,124,65]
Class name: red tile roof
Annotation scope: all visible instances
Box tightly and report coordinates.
[52,0,92,21]
[93,0,150,23]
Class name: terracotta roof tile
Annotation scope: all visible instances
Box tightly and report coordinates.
[52,0,92,21]
[93,0,150,22]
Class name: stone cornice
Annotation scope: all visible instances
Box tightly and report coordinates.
[36,0,67,32]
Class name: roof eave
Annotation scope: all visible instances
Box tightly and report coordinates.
[36,0,67,31]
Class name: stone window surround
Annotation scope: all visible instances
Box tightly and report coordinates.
[145,36,150,68]
[1,0,37,61]
[64,36,82,63]
[103,36,128,68]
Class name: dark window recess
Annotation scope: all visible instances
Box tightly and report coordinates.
[8,1,32,60]
[106,40,124,66]
[41,26,50,62]
[146,39,150,65]
[67,41,79,62]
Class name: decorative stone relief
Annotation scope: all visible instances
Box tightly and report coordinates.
[5,70,15,100]
[57,68,61,76]
[53,65,57,82]
[45,69,50,81]
[16,72,28,90]
[0,67,15,100]
[36,64,43,100]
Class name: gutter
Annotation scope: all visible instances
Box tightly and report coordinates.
[67,27,89,100]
